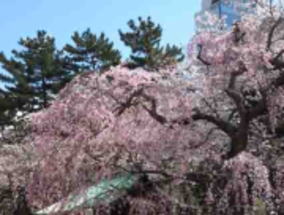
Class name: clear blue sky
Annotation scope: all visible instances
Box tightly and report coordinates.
[0,0,200,58]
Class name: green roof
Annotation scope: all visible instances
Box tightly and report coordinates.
[35,174,136,214]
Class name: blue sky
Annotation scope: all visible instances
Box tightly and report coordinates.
[0,0,200,59]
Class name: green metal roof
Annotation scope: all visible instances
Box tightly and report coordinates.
[35,174,136,214]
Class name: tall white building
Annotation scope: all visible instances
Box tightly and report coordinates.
[196,0,257,32]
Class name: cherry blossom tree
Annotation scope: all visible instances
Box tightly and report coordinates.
[11,0,284,214]
[186,0,284,212]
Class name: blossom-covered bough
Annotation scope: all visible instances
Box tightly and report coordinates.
[2,0,284,214]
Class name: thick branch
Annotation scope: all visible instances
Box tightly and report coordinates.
[248,99,267,120]
[192,110,236,136]
[197,44,211,66]
[267,17,283,50]
[115,88,190,127]
[140,93,167,125]
[114,87,144,116]
[223,66,252,158]
[225,67,247,119]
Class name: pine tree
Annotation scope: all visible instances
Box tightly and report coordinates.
[0,30,73,114]
[64,29,121,73]
[119,17,184,71]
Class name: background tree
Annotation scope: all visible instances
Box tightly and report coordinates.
[0,30,73,114]
[64,28,121,73]
[119,17,184,71]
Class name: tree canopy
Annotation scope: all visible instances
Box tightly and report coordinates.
[119,17,184,71]
[64,28,121,73]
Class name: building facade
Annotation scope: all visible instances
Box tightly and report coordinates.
[196,0,257,32]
